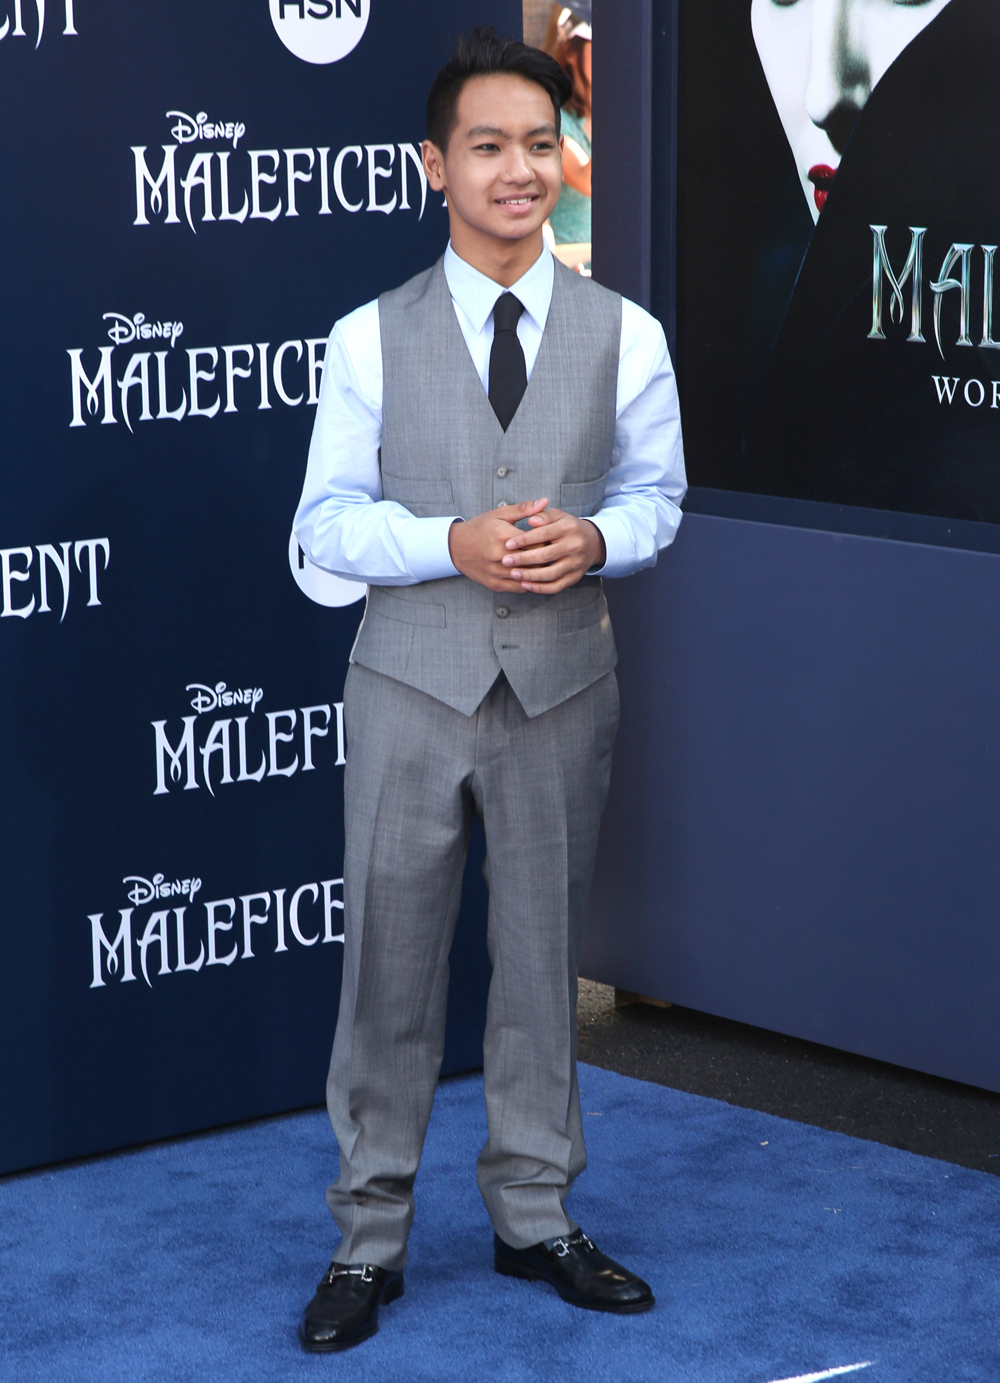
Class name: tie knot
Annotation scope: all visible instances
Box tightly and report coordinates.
[493,293,524,334]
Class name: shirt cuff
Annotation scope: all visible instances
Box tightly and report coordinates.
[584,510,637,579]
[406,515,463,582]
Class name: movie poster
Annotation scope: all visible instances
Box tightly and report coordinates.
[676,0,1000,527]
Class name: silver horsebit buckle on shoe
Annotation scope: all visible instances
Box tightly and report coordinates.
[552,1234,596,1257]
[322,1263,377,1286]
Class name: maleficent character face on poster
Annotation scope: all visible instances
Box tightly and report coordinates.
[677,0,1000,525]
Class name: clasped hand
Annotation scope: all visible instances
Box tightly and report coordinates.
[447,498,606,595]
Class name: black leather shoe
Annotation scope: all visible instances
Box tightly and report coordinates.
[299,1260,404,1352]
[494,1229,654,1313]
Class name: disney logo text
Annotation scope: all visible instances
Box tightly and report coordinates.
[167,110,246,150]
[123,873,202,906]
[104,313,183,348]
[187,681,264,715]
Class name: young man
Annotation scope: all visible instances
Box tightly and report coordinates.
[292,27,685,1352]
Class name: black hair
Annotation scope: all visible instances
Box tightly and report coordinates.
[426,26,574,152]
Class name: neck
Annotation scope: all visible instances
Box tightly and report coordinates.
[447,223,545,288]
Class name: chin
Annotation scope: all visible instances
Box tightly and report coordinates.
[489,215,548,240]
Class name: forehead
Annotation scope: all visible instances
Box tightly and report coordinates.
[454,73,557,134]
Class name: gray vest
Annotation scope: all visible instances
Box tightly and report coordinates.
[351,255,622,718]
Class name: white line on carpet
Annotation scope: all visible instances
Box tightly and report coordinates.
[765,1364,873,1383]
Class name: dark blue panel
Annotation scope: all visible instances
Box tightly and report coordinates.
[592,0,654,312]
[582,514,1000,1092]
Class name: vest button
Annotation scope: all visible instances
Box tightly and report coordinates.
[495,466,508,478]
[495,606,509,619]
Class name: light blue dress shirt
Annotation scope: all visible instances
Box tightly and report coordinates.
[293,243,686,585]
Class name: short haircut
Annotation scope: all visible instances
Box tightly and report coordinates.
[426,26,574,152]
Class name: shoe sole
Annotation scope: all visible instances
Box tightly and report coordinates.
[494,1257,655,1314]
[298,1276,404,1353]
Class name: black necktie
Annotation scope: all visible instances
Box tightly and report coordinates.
[488,293,527,432]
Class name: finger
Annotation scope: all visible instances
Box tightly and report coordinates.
[496,497,549,524]
[509,557,581,584]
[504,519,575,550]
[518,573,581,594]
[481,560,543,582]
[527,505,568,526]
[493,533,555,563]
[479,570,528,592]
[503,528,582,560]
[503,540,579,569]
[525,509,561,528]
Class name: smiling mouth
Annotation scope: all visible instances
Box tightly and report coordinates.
[496,194,538,207]
[808,164,838,213]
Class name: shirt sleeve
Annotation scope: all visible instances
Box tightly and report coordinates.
[586,298,687,579]
[292,301,461,587]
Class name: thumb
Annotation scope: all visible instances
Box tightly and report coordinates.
[495,497,548,524]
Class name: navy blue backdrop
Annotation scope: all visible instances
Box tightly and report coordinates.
[0,0,520,1177]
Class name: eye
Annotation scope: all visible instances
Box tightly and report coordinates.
[531,141,556,152]
[474,142,501,152]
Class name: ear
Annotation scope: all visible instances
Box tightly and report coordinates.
[422,139,446,193]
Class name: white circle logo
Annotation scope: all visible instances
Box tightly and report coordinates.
[269,0,370,64]
[288,533,366,607]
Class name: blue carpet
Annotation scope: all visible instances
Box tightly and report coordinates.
[1,1064,998,1383]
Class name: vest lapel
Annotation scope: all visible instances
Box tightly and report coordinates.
[500,263,566,447]
[430,259,505,439]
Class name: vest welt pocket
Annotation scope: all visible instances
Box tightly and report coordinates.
[558,591,608,634]
[381,473,454,508]
[560,475,608,516]
[371,590,447,628]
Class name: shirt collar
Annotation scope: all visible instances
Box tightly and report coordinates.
[443,241,554,335]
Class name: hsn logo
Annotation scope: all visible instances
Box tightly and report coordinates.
[269,0,369,64]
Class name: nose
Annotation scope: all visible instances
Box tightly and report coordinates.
[804,0,871,154]
[502,146,534,184]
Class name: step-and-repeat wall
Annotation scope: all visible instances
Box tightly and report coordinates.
[0,0,519,1176]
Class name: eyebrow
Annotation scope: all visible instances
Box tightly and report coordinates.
[465,124,558,139]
